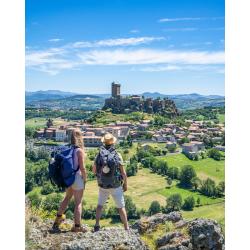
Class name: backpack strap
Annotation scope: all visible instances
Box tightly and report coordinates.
[71,146,80,172]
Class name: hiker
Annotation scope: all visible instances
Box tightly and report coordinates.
[92,133,129,232]
[52,129,87,232]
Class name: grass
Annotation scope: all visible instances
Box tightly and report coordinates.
[158,181,224,206]
[25,117,67,127]
[182,202,225,232]
[161,154,224,183]
[84,168,167,210]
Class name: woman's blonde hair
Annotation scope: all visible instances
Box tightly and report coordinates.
[70,128,84,149]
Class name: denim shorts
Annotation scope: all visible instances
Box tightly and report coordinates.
[98,186,125,208]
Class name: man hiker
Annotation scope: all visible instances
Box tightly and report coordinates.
[92,133,129,231]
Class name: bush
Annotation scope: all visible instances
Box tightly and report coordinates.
[148,201,161,215]
[179,165,197,188]
[207,148,223,161]
[125,195,139,219]
[42,193,63,211]
[182,196,195,211]
[41,182,56,195]
[126,162,138,177]
[27,190,43,208]
[166,193,182,212]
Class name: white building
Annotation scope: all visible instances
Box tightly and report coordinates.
[55,130,67,142]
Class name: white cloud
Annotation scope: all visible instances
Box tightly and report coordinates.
[134,64,224,73]
[48,38,63,42]
[159,17,201,22]
[77,49,225,65]
[130,29,140,33]
[71,37,165,48]
[163,28,198,32]
[158,16,224,22]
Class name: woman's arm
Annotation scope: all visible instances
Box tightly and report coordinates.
[77,149,87,182]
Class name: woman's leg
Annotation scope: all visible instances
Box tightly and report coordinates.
[73,189,84,225]
[57,187,73,215]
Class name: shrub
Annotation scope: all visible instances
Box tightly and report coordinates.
[27,190,42,208]
[182,196,195,211]
[125,195,139,219]
[41,182,56,195]
[42,193,63,211]
[148,201,161,215]
[207,148,223,161]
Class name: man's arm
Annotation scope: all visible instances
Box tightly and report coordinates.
[92,164,97,175]
[119,164,128,192]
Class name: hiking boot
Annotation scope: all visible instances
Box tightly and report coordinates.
[71,225,88,233]
[93,225,100,232]
[52,214,66,229]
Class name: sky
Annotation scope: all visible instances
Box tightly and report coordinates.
[25,0,225,95]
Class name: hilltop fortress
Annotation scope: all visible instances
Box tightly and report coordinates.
[103,82,179,117]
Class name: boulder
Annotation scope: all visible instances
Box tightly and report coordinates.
[132,212,182,234]
[188,219,224,250]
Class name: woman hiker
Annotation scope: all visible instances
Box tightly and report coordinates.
[52,128,87,232]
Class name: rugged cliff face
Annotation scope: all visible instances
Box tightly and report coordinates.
[26,210,224,250]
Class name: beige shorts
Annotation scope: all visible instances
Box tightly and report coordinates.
[71,173,84,190]
[98,186,125,208]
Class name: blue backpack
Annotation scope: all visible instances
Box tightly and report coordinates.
[48,145,79,188]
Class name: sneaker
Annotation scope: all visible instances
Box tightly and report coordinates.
[93,225,100,232]
[52,214,66,229]
[71,226,88,233]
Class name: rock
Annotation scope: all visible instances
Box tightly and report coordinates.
[175,220,188,229]
[188,219,224,250]
[157,231,191,250]
[132,212,182,234]
[61,227,149,250]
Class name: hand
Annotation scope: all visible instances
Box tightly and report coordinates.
[123,183,128,192]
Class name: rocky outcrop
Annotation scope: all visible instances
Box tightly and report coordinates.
[62,228,149,250]
[132,212,182,234]
[26,211,224,250]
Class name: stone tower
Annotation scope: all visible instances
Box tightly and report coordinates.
[111,82,121,98]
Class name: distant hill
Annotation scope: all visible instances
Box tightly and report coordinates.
[142,92,225,110]
[25,90,77,103]
[25,90,225,110]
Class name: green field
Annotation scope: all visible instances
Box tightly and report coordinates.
[25,117,67,127]
[161,154,224,183]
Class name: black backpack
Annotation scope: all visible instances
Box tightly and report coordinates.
[95,146,122,188]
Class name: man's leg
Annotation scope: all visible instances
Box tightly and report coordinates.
[111,187,129,230]
[95,205,103,227]
[118,207,129,230]
[95,188,109,230]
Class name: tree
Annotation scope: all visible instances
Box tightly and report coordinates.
[179,165,197,188]
[167,166,179,180]
[216,181,225,197]
[148,201,161,215]
[207,148,222,161]
[166,193,182,212]
[196,197,201,207]
[200,178,217,197]
[25,126,36,138]
[182,196,195,211]
[166,177,172,188]
[191,177,201,191]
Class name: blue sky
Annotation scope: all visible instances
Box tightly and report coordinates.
[26,0,225,95]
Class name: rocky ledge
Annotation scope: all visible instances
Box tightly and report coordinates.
[26,212,224,250]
